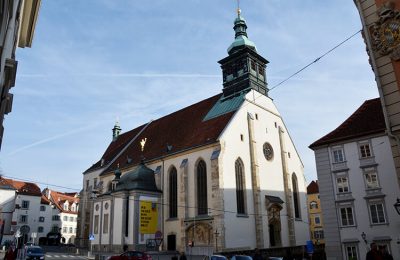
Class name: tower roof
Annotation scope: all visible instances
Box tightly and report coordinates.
[227,9,257,54]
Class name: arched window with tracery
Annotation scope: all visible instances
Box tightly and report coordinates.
[235,158,246,214]
[197,160,208,215]
[169,167,178,218]
[292,173,301,219]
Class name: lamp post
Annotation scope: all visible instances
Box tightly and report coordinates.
[394,198,400,215]
[361,232,367,244]
[214,229,219,253]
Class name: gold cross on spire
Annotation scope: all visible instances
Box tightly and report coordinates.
[140,138,147,152]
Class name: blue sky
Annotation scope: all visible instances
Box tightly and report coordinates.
[0,0,377,191]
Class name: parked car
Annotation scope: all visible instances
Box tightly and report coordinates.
[231,255,252,260]
[107,251,152,260]
[210,255,228,260]
[268,257,284,260]
[25,246,45,260]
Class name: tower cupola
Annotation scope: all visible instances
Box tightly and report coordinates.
[112,121,121,141]
[227,9,257,55]
[219,8,269,97]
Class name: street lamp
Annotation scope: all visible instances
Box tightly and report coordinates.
[361,232,367,244]
[214,229,219,253]
[394,198,400,215]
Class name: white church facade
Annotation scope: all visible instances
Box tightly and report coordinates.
[77,9,309,254]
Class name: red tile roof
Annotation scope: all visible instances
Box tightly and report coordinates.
[41,195,51,205]
[307,180,319,194]
[85,94,236,175]
[0,176,41,196]
[84,125,145,173]
[309,98,386,149]
[46,189,79,213]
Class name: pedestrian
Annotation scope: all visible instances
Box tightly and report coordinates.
[179,251,187,260]
[253,248,263,260]
[4,246,15,260]
[366,243,383,260]
[378,246,393,260]
[123,244,128,252]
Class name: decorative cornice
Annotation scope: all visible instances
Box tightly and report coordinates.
[370,2,400,60]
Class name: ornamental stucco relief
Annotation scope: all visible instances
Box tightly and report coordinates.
[370,2,400,60]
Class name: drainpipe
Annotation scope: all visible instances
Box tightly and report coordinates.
[355,1,400,178]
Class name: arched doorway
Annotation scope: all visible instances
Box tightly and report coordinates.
[185,222,213,255]
[267,203,282,247]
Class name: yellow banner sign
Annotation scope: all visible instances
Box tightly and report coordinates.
[139,201,158,234]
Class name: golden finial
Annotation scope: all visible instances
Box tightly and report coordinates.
[140,138,147,152]
[237,0,241,16]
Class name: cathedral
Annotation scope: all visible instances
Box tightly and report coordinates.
[77,8,309,254]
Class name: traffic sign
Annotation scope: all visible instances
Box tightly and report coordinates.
[155,231,163,239]
[89,234,95,241]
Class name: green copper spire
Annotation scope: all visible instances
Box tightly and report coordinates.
[227,8,257,54]
[112,120,121,141]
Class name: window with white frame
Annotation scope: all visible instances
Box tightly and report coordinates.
[69,227,73,233]
[359,142,372,158]
[364,167,379,189]
[369,201,386,224]
[345,244,358,260]
[63,227,67,233]
[340,207,355,226]
[332,147,345,163]
[20,215,27,223]
[51,225,59,233]
[103,214,109,234]
[64,204,68,211]
[63,216,68,221]
[69,217,74,222]
[336,176,349,193]
[22,200,29,209]
[94,215,99,234]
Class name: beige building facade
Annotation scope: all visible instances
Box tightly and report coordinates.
[354,0,400,189]
[0,0,41,149]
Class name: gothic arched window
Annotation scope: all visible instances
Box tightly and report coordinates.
[197,160,208,215]
[169,167,178,218]
[292,173,301,219]
[235,158,246,214]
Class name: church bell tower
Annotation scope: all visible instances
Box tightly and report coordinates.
[219,8,269,97]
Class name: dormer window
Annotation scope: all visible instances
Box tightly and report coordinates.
[64,204,68,211]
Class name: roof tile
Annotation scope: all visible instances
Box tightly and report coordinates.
[309,98,385,148]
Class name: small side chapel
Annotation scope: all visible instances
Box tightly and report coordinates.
[78,7,309,254]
